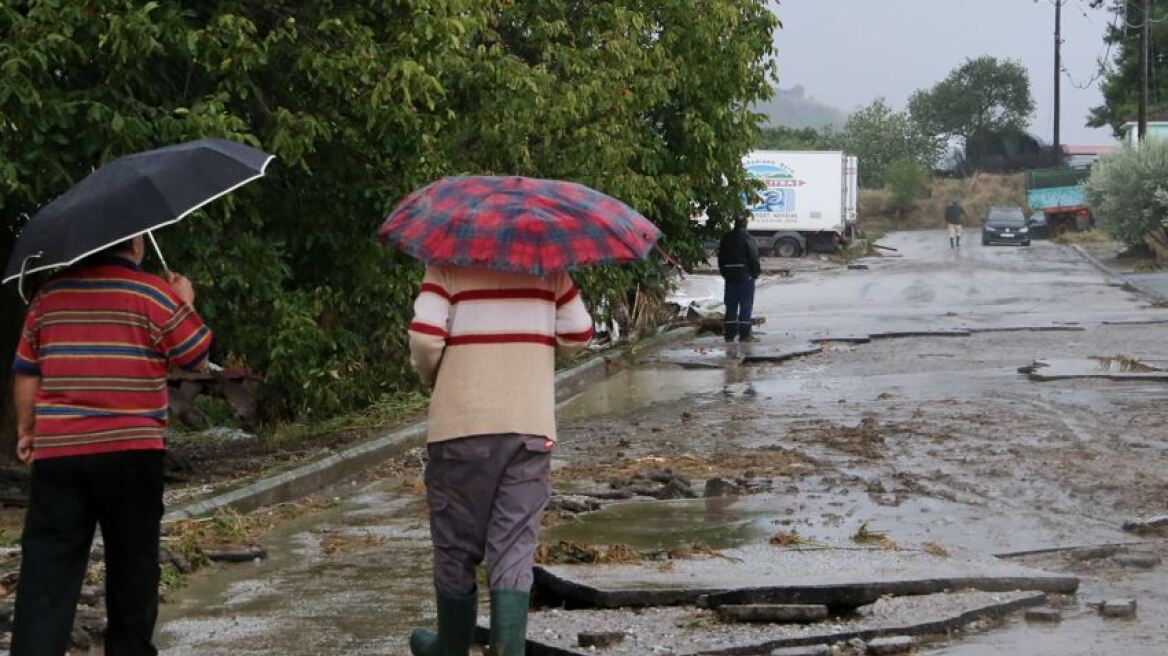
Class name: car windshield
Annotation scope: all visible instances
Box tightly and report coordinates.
[988,208,1025,225]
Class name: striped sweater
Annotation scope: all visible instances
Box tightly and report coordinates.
[13,258,211,460]
[408,265,594,443]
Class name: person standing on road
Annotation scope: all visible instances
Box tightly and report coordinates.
[717,213,762,342]
[945,199,967,249]
[407,265,593,656]
[10,236,211,656]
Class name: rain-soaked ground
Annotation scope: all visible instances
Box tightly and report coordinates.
[156,231,1168,654]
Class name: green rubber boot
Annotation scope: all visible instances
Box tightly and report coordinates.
[410,589,477,656]
[486,589,530,656]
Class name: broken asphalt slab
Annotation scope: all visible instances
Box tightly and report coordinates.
[533,545,1078,609]
[500,590,1047,656]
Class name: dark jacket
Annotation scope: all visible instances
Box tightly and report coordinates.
[945,202,965,225]
[717,227,761,281]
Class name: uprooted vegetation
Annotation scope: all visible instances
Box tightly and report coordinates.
[535,540,723,565]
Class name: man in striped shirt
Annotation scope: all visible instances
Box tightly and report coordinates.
[407,265,593,656]
[10,235,211,655]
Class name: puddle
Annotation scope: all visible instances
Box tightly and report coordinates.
[1021,357,1168,381]
[544,489,1128,558]
[559,366,724,420]
[156,483,435,655]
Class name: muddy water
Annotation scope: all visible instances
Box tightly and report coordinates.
[546,489,1129,558]
[157,487,435,655]
[157,233,1168,655]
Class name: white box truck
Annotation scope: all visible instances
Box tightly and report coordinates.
[742,150,858,257]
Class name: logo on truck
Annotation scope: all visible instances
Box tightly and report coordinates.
[745,162,804,214]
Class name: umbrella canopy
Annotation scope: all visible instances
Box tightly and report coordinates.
[377,176,662,275]
[3,138,274,285]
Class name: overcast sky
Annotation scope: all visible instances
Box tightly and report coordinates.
[772,0,1117,145]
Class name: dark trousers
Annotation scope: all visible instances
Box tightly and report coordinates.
[723,278,756,341]
[12,451,165,656]
[425,434,552,597]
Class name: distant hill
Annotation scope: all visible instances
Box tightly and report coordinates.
[754,86,849,131]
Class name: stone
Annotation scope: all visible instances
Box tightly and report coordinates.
[866,636,918,654]
[548,496,601,514]
[656,478,697,500]
[578,631,626,648]
[771,646,831,656]
[1121,516,1168,535]
[590,489,634,501]
[704,477,740,498]
[69,626,92,650]
[204,546,268,563]
[77,585,103,606]
[1100,598,1137,618]
[642,469,678,484]
[1113,553,1161,569]
[717,604,829,624]
[1024,607,1062,623]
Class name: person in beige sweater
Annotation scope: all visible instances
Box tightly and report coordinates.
[408,264,593,656]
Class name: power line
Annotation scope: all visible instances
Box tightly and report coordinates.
[1065,8,1121,89]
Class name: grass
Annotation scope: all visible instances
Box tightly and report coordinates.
[850,522,899,550]
[256,391,428,449]
[534,540,723,565]
[861,173,1027,231]
[1056,230,1113,245]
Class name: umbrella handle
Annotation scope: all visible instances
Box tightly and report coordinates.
[17,252,42,305]
[147,231,170,273]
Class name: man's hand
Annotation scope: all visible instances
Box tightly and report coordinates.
[167,272,195,306]
[16,432,33,464]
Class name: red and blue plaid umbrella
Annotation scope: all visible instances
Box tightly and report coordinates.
[376,176,662,274]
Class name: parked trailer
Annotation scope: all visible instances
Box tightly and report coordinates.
[743,151,857,257]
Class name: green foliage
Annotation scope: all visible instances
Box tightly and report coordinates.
[756,125,835,150]
[909,56,1035,146]
[1089,0,1168,134]
[884,157,930,214]
[0,1,778,422]
[1085,141,1168,246]
[837,99,942,188]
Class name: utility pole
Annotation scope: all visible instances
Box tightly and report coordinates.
[1140,0,1151,140]
[1054,0,1062,154]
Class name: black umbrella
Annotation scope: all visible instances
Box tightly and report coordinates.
[3,138,274,298]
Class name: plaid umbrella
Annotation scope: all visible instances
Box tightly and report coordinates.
[376,176,662,274]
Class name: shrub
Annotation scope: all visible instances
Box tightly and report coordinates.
[885,158,930,217]
[1085,141,1168,247]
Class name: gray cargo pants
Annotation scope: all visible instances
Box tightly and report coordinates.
[424,433,552,597]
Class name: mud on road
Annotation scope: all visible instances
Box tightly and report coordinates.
[156,232,1168,655]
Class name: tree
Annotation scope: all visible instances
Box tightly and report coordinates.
[1085,141,1168,246]
[0,1,778,439]
[836,99,943,188]
[1087,0,1168,135]
[909,56,1035,153]
[884,157,930,219]
[756,126,835,150]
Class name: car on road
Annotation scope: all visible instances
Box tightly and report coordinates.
[1027,211,1051,239]
[982,205,1031,247]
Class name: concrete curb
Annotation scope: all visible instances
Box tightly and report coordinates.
[1070,244,1168,302]
[164,326,695,521]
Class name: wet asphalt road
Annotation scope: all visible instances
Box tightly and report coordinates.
[155,231,1168,655]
